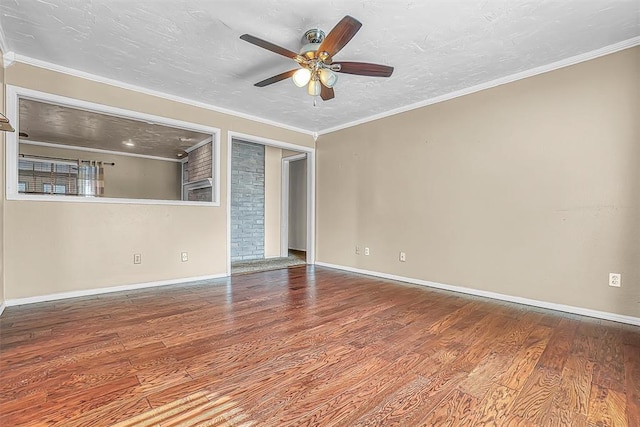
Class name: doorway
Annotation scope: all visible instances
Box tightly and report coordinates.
[281,153,307,260]
[227,132,314,276]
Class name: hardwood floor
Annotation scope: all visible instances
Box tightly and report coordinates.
[1,266,638,426]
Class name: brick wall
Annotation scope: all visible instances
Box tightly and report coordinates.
[187,187,211,202]
[231,141,265,261]
[185,141,212,202]
[188,142,212,182]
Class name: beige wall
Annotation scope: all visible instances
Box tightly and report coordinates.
[4,62,313,300]
[264,146,282,258]
[20,143,182,200]
[282,149,303,158]
[317,47,640,317]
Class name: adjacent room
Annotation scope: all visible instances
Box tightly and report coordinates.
[0,1,638,426]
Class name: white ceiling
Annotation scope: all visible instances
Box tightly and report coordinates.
[1,1,638,134]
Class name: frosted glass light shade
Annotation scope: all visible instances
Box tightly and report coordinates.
[307,80,321,96]
[292,68,312,87]
[319,68,338,88]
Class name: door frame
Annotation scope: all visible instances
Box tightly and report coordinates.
[280,153,307,257]
[226,131,315,275]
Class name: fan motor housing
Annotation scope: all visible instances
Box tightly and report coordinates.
[302,29,325,44]
[300,29,325,58]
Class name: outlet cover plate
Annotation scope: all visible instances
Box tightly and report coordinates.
[609,273,621,287]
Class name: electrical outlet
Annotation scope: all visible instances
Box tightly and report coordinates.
[133,253,141,264]
[399,252,406,262]
[364,247,370,256]
[181,252,188,262]
[609,273,621,287]
[355,246,360,255]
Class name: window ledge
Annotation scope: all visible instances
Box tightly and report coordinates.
[6,192,219,207]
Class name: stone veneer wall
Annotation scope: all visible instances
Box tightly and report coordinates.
[231,140,265,261]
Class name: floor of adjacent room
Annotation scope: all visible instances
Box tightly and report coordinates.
[0,266,638,426]
[231,250,306,275]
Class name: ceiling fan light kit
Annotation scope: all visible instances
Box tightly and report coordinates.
[319,68,337,88]
[240,15,394,102]
[307,79,321,96]
[292,68,312,87]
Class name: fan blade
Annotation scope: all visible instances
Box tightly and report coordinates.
[318,16,362,58]
[320,85,334,101]
[333,62,394,77]
[254,69,297,87]
[240,34,302,60]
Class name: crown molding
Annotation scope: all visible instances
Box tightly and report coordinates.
[3,37,638,137]
[7,53,315,137]
[2,51,15,67]
[317,36,640,136]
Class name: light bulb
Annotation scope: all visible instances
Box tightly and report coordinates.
[292,68,311,87]
[307,80,321,96]
[319,68,338,88]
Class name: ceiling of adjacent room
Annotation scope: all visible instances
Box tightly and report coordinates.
[1,1,638,134]
[19,99,211,159]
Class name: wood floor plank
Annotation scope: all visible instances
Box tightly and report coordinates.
[592,329,627,393]
[456,343,518,399]
[0,390,48,418]
[624,343,640,427]
[554,355,594,416]
[61,396,151,427]
[286,357,416,426]
[473,383,519,426]
[348,374,435,426]
[1,375,142,426]
[536,318,578,372]
[497,324,552,391]
[270,353,403,425]
[417,388,479,426]
[586,383,627,427]
[1,266,638,425]
[509,366,562,424]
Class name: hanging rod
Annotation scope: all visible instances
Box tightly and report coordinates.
[19,154,115,166]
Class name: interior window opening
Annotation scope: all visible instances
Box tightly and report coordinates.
[8,90,220,205]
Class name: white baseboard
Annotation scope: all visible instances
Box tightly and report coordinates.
[288,247,307,252]
[314,262,640,326]
[4,274,228,308]
[0,302,5,316]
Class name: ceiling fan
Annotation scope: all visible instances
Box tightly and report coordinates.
[239,15,394,101]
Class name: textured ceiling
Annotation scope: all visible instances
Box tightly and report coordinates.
[19,99,211,159]
[1,0,639,134]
